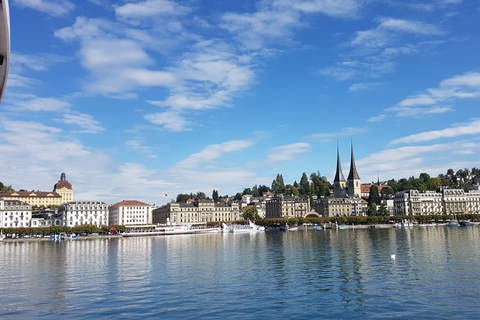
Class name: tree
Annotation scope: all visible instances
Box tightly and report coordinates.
[299,172,310,196]
[258,185,269,196]
[272,174,286,195]
[368,185,381,208]
[176,194,189,203]
[242,207,260,220]
[252,185,260,197]
[367,203,378,216]
[285,184,299,197]
[381,186,394,200]
[234,192,242,201]
[243,188,252,195]
[377,204,389,216]
[212,189,219,203]
[419,173,430,182]
[195,192,206,200]
[0,182,14,193]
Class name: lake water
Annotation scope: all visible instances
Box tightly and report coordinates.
[1,227,480,319]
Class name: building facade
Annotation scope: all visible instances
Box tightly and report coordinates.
[109,200,156,225]
[58,201,109,227]
[152,200,241,224]
[393,189,480,216]
[0,200,32,228]
[264,196,310,219]
[53,172,74,203]
[314,197,363,217]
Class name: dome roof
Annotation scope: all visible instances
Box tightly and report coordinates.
[54,172,72,190]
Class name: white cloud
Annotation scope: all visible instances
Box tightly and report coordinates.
[62,113,105,134]
[387,71,480,117]
[115,0,191,18]
[14,0,74,17]
[144,111,192,132]
[266,142,310,162]
[367,115,386,122]
[348,82,387,92]
[390,119,480,145]
[12,97,70,112]
[308,127,367,142]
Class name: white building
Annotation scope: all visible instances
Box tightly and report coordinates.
[109,200,156,225]
[0,200,32,228]
[393,189,480,216]
[58,201,109,227]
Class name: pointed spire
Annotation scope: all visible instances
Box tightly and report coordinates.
[334,141,345,183]
[347,139,360,180]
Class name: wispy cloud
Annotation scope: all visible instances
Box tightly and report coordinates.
[11,97,71,112]
[266,142,310,162]
[308,127,367,142]
[14,0,75,17]
[349,81,388,92]
[390,119,480,145]
[62,113,105,134]
[387,71,480,117]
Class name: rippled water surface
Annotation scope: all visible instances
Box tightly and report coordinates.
[1,227,480,319]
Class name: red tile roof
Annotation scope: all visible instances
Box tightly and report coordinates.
[109,200,152,208]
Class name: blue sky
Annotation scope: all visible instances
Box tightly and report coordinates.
[2,0,480,205]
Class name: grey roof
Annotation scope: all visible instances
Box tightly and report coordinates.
[334,144,345,182]
[347,142,360,180]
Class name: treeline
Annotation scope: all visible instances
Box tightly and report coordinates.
[387,168,480,193]
[0,224,126,236]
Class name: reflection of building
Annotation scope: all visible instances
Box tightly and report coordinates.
[265,196,310,218]
[152,200,241,224]
[0,173,73,206]
[315,142,364,216]
[58,201,109,227]
[109,200,156,225]
[0,200,32,228]
[393,189,480,216]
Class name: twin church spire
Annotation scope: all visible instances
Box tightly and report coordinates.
[334,140,361,198]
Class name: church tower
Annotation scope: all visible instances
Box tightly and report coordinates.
[333,142,347,198]
[347,141,361,197]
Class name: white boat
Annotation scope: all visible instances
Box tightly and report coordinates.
[123,222,220,237]
[49,234,60,241]
[394,219,414,228]
[286,224,299,231]
[222,220,265,233]
[60,232,77,240]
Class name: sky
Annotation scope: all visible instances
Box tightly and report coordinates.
[1,0,480,205]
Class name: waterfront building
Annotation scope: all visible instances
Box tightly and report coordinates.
[109,200,156,225]
[57,201,109,227]
[152,200,241,224]
[264,196,310,219]
[316,141,364,217]
[0,200,32,228]
[0,172,74,206]
[393,189,480,216]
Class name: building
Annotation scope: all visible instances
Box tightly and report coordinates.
[0,172,73,206]
[393,189,480,216]
[265,196,310,219]
[316,141,364,217]
[58,201,109,227]
[0,200,32,228]
[109,200,156,225]
[53,172,74,203]
[152,200,241,224]
[314,197,362,217]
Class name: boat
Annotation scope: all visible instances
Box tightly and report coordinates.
[285,223,298,231]
[313,226,323,230]
[394,219,414,228]
[123,222,220,237]
[446,221,459,227]
[222,220,265,233]
[49,234,60,241]
[60,232,77,240]
[459,221,475,227]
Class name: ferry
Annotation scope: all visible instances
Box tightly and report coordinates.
[222,220,265,233]
[123,221,220,237]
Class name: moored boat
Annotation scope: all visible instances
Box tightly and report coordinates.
[459,221,475,227]
[222,220,265,233]
[60,232,77,240]
[313,226,323,230]
[123,222,220,237]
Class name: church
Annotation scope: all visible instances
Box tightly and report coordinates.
[314,142,363,217]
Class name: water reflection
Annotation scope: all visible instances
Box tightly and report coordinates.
[1,228,480,319]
